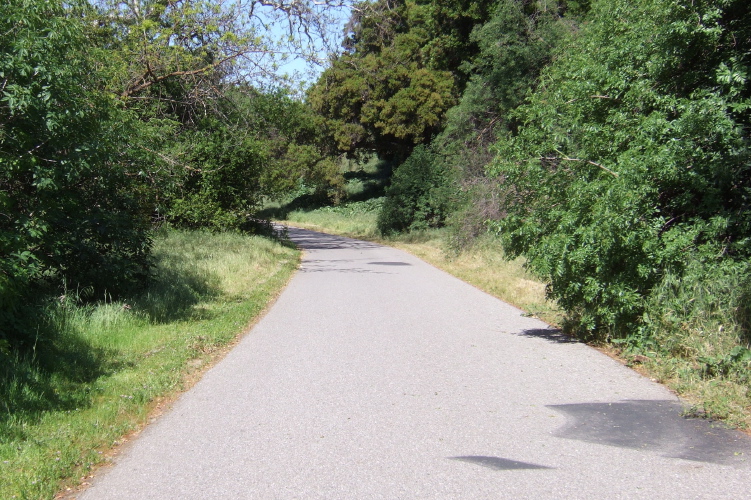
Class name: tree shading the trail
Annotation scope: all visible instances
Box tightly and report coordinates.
[0,0,152,347]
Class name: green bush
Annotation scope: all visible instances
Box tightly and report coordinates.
[489,0,751,340]
[0,0,152,347]
[165,122,265,230]
[167,194,244,231]
[377,146,454,235]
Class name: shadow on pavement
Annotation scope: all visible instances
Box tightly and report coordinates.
[450,456,554,471]
[300,260,390,274]
[516,328,580,344]
[284,227,381,251]
[548,399,751,466]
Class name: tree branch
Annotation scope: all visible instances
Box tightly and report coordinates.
[121,52,244,98]
[541,150,620,178]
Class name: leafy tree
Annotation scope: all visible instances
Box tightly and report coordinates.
[83,0,352,231]
[0,0,152,346]
[435,0,581,244]
[377,145,453,234]
[313,0,582,234]
[167,119,267,229]
[309,0,495,161]
[89,0,353,101]
[233,88,343,200]
[440,0,578,153]
[160,86,344,230]
[489,0,751,339]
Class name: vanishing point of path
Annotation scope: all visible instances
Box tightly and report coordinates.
[80,227,751,499]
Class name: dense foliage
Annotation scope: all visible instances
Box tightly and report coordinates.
[0,0,349,349]
[308,0,495,161]
[0,0,151,346]
[164,90,340,229]
[488,0,751,340]
[436,0,580,243]
[377,145,452,234]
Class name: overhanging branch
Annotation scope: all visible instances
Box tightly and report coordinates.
[121,52,244,99]
[541,150,620,178]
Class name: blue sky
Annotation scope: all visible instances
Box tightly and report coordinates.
[256,1,352,92]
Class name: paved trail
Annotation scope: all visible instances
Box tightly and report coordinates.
[80,227,751,499]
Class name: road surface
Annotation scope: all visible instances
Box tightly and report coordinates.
[79,227,751,499]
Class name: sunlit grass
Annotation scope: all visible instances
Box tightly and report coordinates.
[281,199,383,241]
[0,229,298,499]
[621,266,751,429]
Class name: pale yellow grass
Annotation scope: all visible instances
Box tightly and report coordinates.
[389,235,562,327]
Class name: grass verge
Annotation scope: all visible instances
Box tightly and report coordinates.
[0,229,299,499]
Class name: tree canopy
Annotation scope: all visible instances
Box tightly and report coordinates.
[308,0,495,161]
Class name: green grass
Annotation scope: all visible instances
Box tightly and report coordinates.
[282,198,384,240]
[0,229,298,499]
[619,264,751,429]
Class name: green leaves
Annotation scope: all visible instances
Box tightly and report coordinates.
[1,0,153,347]
[161,87,341,230]
[377,145,453,234]
[489,0,751,340]
[309,0,493,161]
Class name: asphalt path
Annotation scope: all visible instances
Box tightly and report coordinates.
[79,227,751,499]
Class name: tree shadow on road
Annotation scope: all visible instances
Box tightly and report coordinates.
[450,455,554,471]
[515,328,580,344]
[548,399,751,466]
[285,227,381,251]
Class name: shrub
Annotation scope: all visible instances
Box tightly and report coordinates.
[488,0,751,340]
[0,0,152,347]
[377,146,454,235]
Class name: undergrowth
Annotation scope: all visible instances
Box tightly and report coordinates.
[616,258,751,428]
